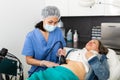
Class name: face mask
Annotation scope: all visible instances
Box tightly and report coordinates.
[44,24,57,32]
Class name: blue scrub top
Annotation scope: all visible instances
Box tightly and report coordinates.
[22,27,66,74]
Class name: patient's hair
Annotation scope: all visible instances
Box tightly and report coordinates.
[98,40,108,55]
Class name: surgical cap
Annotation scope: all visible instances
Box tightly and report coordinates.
[41,6,60,20]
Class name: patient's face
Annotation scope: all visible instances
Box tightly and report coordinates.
[85,40,99,52]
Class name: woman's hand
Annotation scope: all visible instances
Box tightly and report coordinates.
[40,60,59,67]
[57,48,66,57]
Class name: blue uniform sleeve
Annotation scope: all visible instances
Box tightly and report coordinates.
[22,34,34,56]
[88,55,110,80]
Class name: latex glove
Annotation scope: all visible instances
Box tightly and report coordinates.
[57,48,66,57]
[40,60,59,67]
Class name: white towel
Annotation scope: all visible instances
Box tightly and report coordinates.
[66,48,90,73]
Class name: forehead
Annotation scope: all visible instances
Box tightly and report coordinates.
[44,16,59,21]
[91,40,99,45]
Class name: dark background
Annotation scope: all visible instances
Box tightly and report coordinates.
[61,16,120,48]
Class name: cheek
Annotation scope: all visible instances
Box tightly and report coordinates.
[92,46,98,51]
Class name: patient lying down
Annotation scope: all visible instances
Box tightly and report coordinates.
[27,39,109,80]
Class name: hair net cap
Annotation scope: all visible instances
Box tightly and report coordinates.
[41,6,61,20]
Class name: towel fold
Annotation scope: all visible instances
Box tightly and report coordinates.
[27,66,79,80]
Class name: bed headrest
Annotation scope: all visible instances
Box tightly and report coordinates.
[106,49,120,80]
[106,48,116,59]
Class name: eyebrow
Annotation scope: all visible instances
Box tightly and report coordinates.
[48,20,58,23]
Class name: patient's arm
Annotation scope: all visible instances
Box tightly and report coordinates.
[85,51,109,80]
[88,55,109,80]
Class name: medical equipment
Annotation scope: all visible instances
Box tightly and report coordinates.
[29,41,66,77]
[66,29,72,42]
[101,23,120,49]
[73,30,78,42]
[0,48,24,80]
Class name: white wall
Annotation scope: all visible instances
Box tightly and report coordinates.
[0,0,45,79]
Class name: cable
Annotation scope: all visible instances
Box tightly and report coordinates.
[29,41,66,77]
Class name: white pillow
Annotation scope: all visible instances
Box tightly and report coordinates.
[107,49,120,80]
